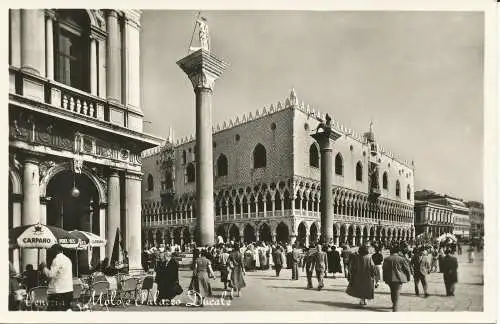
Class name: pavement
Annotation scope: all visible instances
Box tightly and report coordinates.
[102,249,483,312]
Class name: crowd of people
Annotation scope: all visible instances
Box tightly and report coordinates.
[9,236,481,311]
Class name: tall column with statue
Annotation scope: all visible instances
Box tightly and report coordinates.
[311,114,342,244]
[177,17,229,246]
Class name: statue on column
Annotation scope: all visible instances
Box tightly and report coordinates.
[190,16,210,52]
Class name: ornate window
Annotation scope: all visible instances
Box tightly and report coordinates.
[396,180,401,197]
[309,144,319,168]
[382,172,388,190]
[253,143,267,169]
[407,185,411,200]
[216,154,228,177]
[181,150,187,165]
[335,153,343,176]
[54,10,91,92]
[356,161,363,182]
[147,174,154,191]
[186,163,195,183]
[164,171,173,189]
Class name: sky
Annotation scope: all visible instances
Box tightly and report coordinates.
[140,10,484,202]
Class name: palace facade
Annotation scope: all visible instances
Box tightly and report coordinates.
[8,9,162,273]
[141,90,416,248]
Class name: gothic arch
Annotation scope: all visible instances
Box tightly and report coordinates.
[39,162,107,203]
[9,166,22,195]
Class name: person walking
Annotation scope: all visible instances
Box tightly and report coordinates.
[228,243,246,298]
[440,248,458,296]
[431,247,439,272]
[312,244,328,290]
[272,246,285,277]
[219,247,231,290]
[341,245,352,280]
[302,247,315,289]
[371,246,384,288]
[346,245,376,306]
[291,243,300,280]
[382,244,412,312]
[411,246,431,297]
[467,245,475,263]
[156,252,181,303]
[191,249,216,305]
[40,244,73,311]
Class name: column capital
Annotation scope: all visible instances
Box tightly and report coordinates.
[177,49,229,91]
[125,170,143,181]
[311,125,342,148]
[45,9,56,20]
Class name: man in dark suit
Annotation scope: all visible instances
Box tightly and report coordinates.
[411,246,431,297]
[440,248,458,296]
[302,246,315,289]
[312,244,328,290]
[383,244,412,312]
[291,243,301,280]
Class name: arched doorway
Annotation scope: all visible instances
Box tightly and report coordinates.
[173,228,182,245]
[229,224,240,242]
[276,222,289,244]
[155,231,163,247]
[333,225,339,245]
[46,170,99,274]
[147,231,154,249]
[297,222,307,247]
[355,226,362,246]
[259,223,272,243]
[310,223,318,245]
[340,224,347,245]
[347,226,354,246]
[183,227,191,245]
[362,227,368,245]
[243,224,256,244]
[216,224,226,241]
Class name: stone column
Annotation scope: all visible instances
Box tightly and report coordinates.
[45,11,54,79]
[124,17,141,109]
[39,197,48,263]
[311,124,341,244]
[125,172,143,273]
[99,204,106,261]
[106,10,121,102]
[21,9,45,76]
[12,194,22,273]
[90,38,98,95]
[240,229,245,244]
[22,155,40,269]
[106,170,120,260]
[334,235,339,247]
[10,9,21,67]
[177,49,228,246]
[305,234,310,248]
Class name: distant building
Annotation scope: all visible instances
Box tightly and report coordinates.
[414,190,473,239]
[414,201,453,237]
[466,201,484,239]
[141,90,416,248]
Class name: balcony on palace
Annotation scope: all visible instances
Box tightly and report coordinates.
[9,67,143,132]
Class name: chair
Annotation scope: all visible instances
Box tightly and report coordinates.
[140,276,155,303]
[27,286,48,311]
[117,277,138,307]
[73,284,83,304]
[87,281,110,311]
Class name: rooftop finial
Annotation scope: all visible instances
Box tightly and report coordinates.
[290,88,298,106]
[369,119,374,133]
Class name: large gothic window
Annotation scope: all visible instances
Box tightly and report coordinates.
[253,144,267,169]
[382,172,388,189]
[186,163,195,183]
[54,10,91,92]
[147,174,154,191]
[181,150,187,165]
[396,180,401,197]
[309,144,319,168]
[217,154,228,177]
[356,161,363,182]
[407,185,411,200]
[335,153,343,176]
[164,171,173,189]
